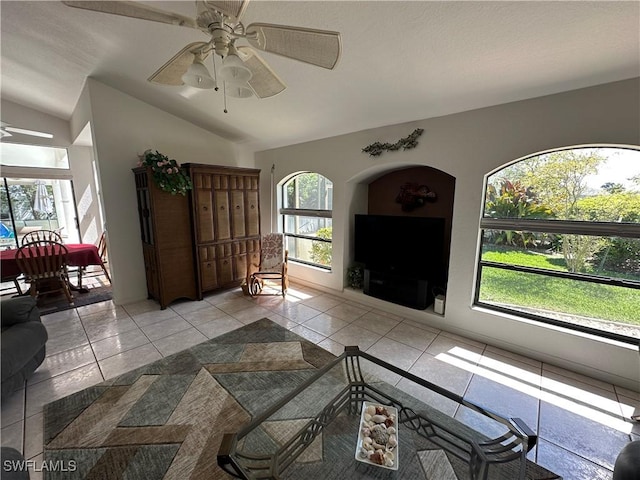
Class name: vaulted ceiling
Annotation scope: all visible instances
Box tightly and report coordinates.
[1,1,638,151]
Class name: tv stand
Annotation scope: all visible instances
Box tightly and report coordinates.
[363,269,429,310]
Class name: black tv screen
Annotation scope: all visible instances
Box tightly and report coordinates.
[354,214,445,281]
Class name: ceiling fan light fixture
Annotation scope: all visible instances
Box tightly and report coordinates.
[182,56,215,89]
[219,52,252,84]
[225,82,254,98]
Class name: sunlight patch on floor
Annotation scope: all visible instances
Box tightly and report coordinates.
[435,347,633,434]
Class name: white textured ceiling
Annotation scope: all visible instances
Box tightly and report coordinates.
[1,1,639,151]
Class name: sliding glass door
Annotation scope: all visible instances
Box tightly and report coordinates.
[0,177,80,249]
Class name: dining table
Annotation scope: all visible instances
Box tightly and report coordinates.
[0,243,103,292]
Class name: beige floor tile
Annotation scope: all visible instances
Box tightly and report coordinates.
[140,316,192,341]
[79,306,131,325]
[27,453,44,478]
[75,299,117,317]
[231,305,273,325]
[301,313,350,336]
[300,295,344,312]
[324,303,368,322]
[278,303,323,323]
[45,328,90,356]
[153,328,208,357]
[386,322,438,351]
[121,298,161,316]
[366,337,423,371]
[24,411,43,460]
[131,308,180,328]
[0,419,23,452]
[181,305,229,326]
[26,364,104,417]
[195,317,244,339]
[27,344,96,385]
[351,311,400,335]
[425,333,485,360]
[290,325,327,344]
[98,343,161,380]
[1,388,25,427]
[84,317,139,343]
[409,352,474,396]
[216,298,255,315]
[169,298,213,315]
[317,337,346,357]
[329,324,382,351]
[90,328,150,361]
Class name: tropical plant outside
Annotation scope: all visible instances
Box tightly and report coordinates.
[309,226,332,266]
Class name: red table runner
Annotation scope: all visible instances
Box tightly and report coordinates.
[0,244,102,278]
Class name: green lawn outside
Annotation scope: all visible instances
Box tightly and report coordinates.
[480,246,640,326]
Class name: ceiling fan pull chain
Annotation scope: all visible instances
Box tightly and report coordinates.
[212,54,219,92]
[223,82,228,114]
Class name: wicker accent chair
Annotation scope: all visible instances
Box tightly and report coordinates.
[15,240,73,304]
[245,233,288,297]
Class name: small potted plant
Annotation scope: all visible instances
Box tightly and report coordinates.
[347,263,365,289]
[137,150,193,196]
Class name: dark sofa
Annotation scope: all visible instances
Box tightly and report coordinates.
[1,296,48,399]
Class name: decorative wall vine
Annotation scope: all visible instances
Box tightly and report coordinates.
[362,128,424,157]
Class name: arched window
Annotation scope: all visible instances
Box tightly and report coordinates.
[475,146,640,343]
[280,172,333,269]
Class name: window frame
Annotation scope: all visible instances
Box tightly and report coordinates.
[279,173,333,270]
[475,150,640,345]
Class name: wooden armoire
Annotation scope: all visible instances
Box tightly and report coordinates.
[183,164,261,298]
[133,167,198,309]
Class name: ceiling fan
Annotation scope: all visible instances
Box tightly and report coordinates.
[0,122,53,139]
[62,0,342,103]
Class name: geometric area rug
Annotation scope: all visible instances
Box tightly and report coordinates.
[43,318,562,480]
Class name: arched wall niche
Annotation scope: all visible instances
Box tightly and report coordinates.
[347,164,455,294]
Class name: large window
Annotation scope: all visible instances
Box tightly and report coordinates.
[0,144,81,249]
[476,147,640,343]
[280,172,333,269]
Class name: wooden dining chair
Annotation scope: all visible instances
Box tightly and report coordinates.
[80,231,111,284]
[15,240,73,304]
[21,229,63,246]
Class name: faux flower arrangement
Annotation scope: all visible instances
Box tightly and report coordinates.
[138,149,193,196]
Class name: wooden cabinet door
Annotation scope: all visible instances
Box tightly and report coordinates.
[245,189,259,238]
[142,244,159,300]
[199,246,218,291]
[196,189,215,243]
[193,173,215,243]
[231,190,246,238]
[215,190,231,241]
[217,243,234,285]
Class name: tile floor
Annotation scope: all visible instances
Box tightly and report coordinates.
[1,278,638,480]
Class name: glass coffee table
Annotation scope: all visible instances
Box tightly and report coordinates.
[218,346,537,480]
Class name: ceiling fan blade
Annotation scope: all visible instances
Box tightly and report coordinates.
[245,23,341,70]
[1,122,53,138]
[237,46,286,98]
[201,0,250,22]
[62,1,198,28]
[148,42,210,86]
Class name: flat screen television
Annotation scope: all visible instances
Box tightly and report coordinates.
[354,214,446,283]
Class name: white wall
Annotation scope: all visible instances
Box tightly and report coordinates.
[255,78,640,390]
[0,101,97,245]
[81,79,247,305]
[1,99,71,147]
[67,145,102,244]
